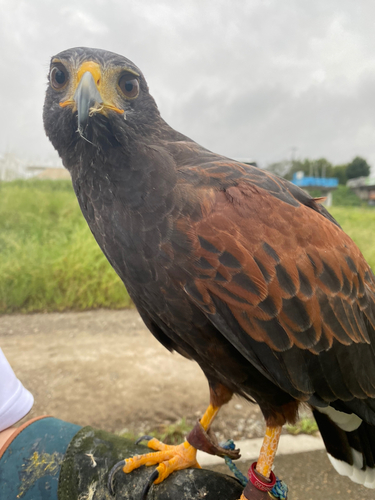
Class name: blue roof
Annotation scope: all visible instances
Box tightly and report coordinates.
[291,173,339,188]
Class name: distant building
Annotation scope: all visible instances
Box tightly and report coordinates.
[0,154,69,181]
[291,171,339,207]
[0,153,28,181]
[29,166,70,180]
[347,176,375,204]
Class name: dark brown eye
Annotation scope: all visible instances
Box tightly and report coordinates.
[118,74,139,99]
[50,65,69,90]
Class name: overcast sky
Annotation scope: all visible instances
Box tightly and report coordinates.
[2,0,375,169]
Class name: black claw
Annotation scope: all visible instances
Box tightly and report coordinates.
[107,459,126,496]
[135,435,154,445]
[141,469,159,500]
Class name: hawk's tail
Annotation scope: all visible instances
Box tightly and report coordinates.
[313,406,375,488]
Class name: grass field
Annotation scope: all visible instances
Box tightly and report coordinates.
[0,179,374,314]
[330,206,375,270]
[0,179,131,313]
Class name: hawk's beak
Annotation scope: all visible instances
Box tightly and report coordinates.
[59,61,124,130]
[74,71,103,130]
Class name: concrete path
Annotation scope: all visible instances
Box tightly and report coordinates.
[198,433,325,467]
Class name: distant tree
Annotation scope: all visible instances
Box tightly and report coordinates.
[346,156,371,180]
[284,158,333,181]
[313,158,334,178]
[265,156,364,186]
[265,160,291,177]
[331,164,348,185]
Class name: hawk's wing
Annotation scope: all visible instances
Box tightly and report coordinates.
[177,166,375,407]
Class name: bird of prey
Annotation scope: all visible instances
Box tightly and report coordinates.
[44,47,375,498]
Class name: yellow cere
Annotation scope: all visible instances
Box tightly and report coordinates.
[57,59,138,115]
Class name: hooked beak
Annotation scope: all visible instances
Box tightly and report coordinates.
[59,61,124,132]
[74,71,103,130]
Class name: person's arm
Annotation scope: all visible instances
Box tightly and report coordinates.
[0,348,33,432]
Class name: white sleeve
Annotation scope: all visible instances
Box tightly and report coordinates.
[0,348,34,431]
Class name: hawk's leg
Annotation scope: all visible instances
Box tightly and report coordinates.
[256,425,282,478]
[240,425,283,500]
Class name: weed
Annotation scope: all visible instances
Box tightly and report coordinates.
[286,417,318,436]
[119,418,194,446]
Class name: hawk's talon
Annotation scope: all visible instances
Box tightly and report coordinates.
[141,469,160,500]
[135,435,154,445]
[107,459,126,496]
[107,406,217,495]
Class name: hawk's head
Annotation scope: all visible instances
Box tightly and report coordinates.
[43,47,161,164]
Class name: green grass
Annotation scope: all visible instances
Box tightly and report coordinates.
[330,206,375,270]
[1,179,375,314]
[309,186,364,207]
[286,416,318,436]
[0,179,131,313]
[332,185,363,207]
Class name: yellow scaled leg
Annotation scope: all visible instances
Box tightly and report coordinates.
[256,425,282,478]
[108,404,220,495]
[239,425,283,500]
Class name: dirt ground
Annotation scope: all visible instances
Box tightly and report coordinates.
[3,309,372,499]
[0,309,266,441]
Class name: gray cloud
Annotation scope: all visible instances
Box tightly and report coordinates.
[1,0,375,168]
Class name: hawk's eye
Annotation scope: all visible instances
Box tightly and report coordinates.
[50,65,69,90]
[118,74,139,99]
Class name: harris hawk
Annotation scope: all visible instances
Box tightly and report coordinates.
[43,47,375,498]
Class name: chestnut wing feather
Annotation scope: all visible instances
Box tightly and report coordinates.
[182,179,375,403]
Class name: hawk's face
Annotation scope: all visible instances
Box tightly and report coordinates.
[43,47,160,164]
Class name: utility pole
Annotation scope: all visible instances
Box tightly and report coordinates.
[290,147,298,177]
